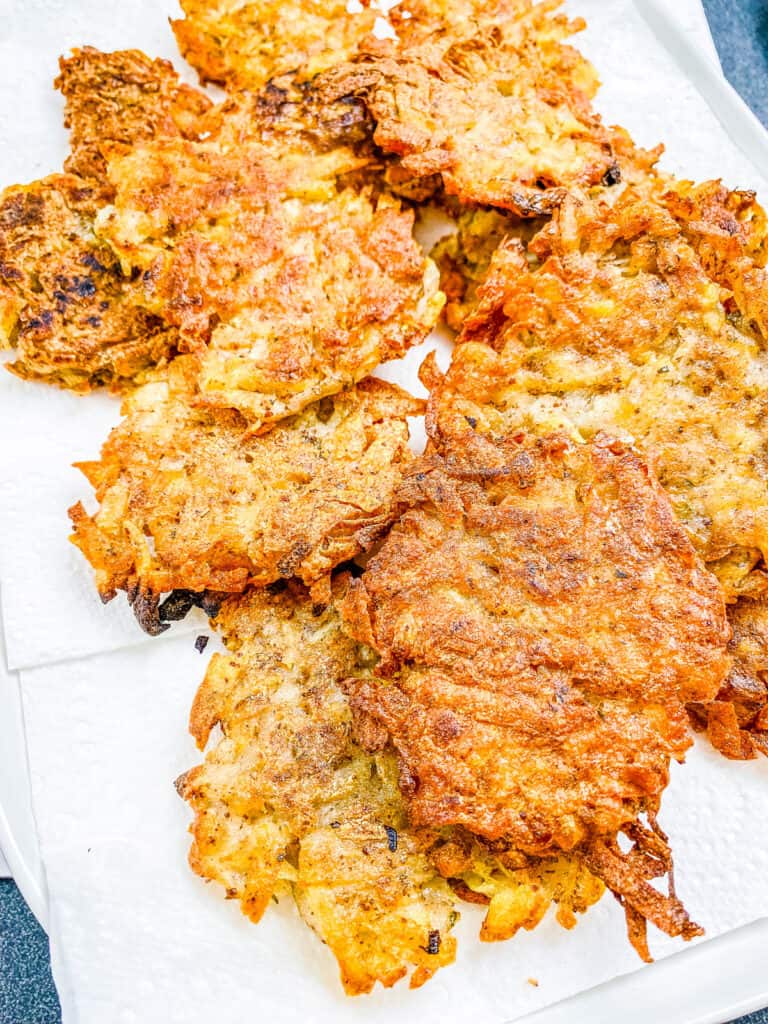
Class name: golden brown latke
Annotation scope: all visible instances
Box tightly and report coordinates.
[320,0,620,215]
[341,389,730,956]
[455,185,768,600]
[689,597,768,760]
[168,0,532,93]
[178,579,458,994]
[342,426,729,846]
[96,136,442,425]
[55,47,211,201]
[171,0,380,91]
[69,363,422,632]
[179,579,607,990]
[0,174,176,389]
[428,126,662,332]
[0,47,208,389]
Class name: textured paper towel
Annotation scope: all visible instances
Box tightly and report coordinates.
[0,0,758,670]
[8,0,768,1020]
[0,608,20,881]
[0,591,47,904]
[0,365,211,670]
[20,634,768,1024]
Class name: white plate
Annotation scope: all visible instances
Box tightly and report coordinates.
[2,2,768,1022]
[525,919,768,1024]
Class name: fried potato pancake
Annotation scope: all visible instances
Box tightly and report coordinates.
[341,399,729,955]
[169,0,536,92]
[178,580,458,994]
[171,0,380,90]
[55,47,211,201]
[320,0,620,215]
[689,597,768,760]
[96,136,442,425]
[69,364,422,632]
[0,48,208,389]
[455,186,768,599]
[180,579,610,989]
[0,174,176,389]
[429,139,663,332]
[342,427,729,847]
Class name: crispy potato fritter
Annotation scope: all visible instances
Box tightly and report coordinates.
[55,47,211,199]
[69,366,422,631]
[429,142,662,333]
[96,137,442,425]
[179,580,611,989]
[178,580,458,994]
[172,0,379,90]
[456,186,768,599]
[0,49,211,390]
[341,385,730,955]
[320,0,619,214]
[342,429,729,847]
[0,175,177,389]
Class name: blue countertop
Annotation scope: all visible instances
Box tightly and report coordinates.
[0,882,58,1023]
[2,1,768,1021]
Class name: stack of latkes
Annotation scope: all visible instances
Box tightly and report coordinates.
[3,0,767,995]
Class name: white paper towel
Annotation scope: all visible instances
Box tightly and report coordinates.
[19,633,768,1024]
[6,0,768,1018]
[0,365,211,670]
[0,0,763,670]
[0,592,48,909]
